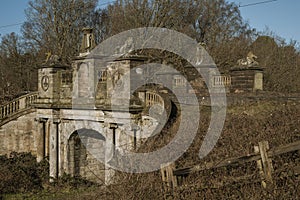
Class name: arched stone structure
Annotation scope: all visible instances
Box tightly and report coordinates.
[67,129,106,182]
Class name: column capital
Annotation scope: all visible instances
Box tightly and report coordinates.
[53,118,61,124]
[109,123,118,129]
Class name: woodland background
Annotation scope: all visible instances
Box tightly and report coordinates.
[1,1,300,199]
[0,0,299,101]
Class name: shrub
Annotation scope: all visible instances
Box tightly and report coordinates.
[0,152,47,194]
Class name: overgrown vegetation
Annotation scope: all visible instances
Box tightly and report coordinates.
[100,99,300,199]
[0,153,97,199]
[0,152,46,194]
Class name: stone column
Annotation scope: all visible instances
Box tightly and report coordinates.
[110,123,118,154]
[254,71,263,91]
[36,123,43,162]
[49,119,60,181]
[104,123,118,185]
[59,127,65,177]
[45,121,50,157]
[36,118,47,162]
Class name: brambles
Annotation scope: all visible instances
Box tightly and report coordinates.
[0,152,44,194]
[97,99,300,199]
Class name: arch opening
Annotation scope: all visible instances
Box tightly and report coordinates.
[67,128,106,182]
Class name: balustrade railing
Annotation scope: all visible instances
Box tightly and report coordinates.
[0,92,38,120]
[145,91,164,107]
[213,75,231,87]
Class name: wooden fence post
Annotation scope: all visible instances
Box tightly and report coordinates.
[254,141,274,189]
[161,162,177,198]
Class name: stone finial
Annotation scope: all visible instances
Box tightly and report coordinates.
[237,51,259,67]
[79,28,96,56]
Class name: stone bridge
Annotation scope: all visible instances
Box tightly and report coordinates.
[0,29,264,184]
[0,92,38,155]
[0,52,174,184]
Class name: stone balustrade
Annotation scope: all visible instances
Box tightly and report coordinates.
[213,75,232,87]
[145,91,164,107]
[0,92,38,120]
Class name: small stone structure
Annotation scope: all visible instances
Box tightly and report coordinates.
[230,66,264,93]
[36,56,148,183]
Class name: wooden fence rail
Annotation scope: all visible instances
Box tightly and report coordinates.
[173,140,300,176]
[161,140,300,192]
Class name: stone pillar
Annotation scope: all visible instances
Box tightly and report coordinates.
[254,71,263,91]
[104,123,117,185]
[37,118,47,162]
[110,123,118,154]
[68,138,75,176]
[59,128,65,177]
[36,125,43,162]
[49,119,60,181]
[45,121,50,157]
[131,124,141,151]
[8,132,13,153]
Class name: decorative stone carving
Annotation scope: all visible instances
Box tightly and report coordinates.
[107,65,124,88]
[44,52,61,66]
[41,75,49,91]
[237,51,259,67]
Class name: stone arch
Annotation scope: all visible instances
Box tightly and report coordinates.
[67,128,106,182]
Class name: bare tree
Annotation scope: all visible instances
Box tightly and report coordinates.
[251,35,300,93]
[97,0,253,70]
[0,33,38,97]
[104,0,251,41]
[22,0,98,63]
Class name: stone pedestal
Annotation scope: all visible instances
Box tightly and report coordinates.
[230,66,264,93]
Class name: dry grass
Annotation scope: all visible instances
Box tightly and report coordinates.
[3,100,300,199]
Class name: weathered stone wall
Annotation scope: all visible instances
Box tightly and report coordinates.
[0,111,38,156]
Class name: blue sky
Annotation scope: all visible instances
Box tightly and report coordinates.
[0,0,299,44]
[228,0,300,44]
[0,0,28,37]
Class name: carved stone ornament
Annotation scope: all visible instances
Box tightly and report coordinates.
[237,51,259,67]
[41,75,50,91]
